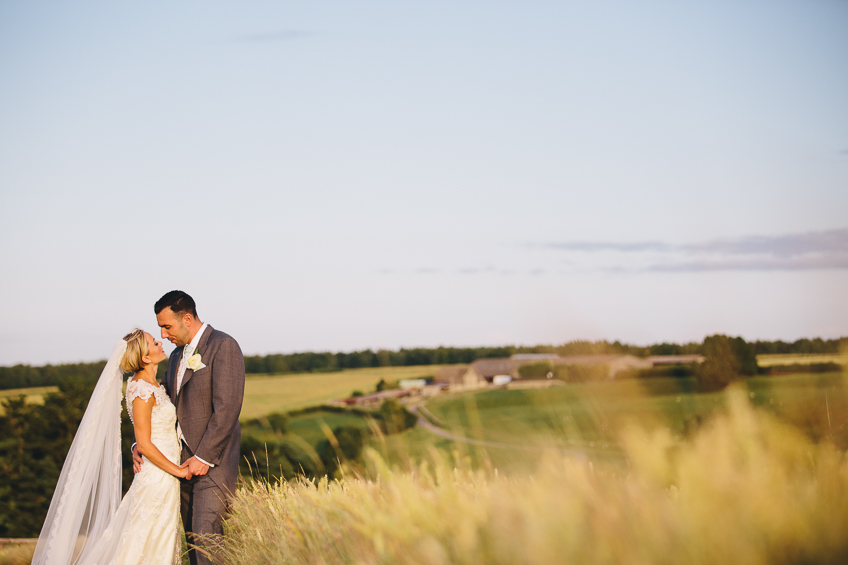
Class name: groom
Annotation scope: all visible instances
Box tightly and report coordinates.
[132,290,245,565]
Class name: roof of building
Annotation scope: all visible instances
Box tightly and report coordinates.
[510,353,560,361]
[471,358,521,378]
[432,365,470,383]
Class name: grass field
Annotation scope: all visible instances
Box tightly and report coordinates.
[757,352,847,366]
[240,365,442,420]
[246,409,375,445]
[211,392,848,565]
[0,386,58,415]
[416,372,848,463]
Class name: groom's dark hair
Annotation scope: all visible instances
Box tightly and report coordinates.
[154,290,199,319]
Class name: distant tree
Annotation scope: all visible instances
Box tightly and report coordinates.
[697,335,741,391]
[351,390,364,397]
[729,337,758,376]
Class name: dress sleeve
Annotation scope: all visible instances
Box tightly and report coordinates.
[125,380,159,425]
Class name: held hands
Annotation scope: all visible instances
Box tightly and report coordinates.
[133,444,207,480]
[180,456,209,480]
[132,445,143,474]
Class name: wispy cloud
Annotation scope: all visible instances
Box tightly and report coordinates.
[681,230,848,258]
[536,229,848,272]
[648,256,848,272]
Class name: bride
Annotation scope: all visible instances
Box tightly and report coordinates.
[32,329,187,565]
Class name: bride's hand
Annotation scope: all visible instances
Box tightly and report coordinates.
[177,466,192,480]
[132,445,143,474]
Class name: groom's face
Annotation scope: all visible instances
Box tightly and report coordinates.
[156,307,191,347]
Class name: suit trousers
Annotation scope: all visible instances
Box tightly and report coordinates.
[181,444,228,565]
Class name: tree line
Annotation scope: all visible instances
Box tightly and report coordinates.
[2,337,846,390]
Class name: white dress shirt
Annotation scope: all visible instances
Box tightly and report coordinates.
[176,323,214,467]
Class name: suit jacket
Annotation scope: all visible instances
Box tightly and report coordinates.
[162,325,245,496]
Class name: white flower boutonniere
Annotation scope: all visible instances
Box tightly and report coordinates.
[186,352,206,371]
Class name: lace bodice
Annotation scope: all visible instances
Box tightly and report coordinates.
[126,379,177,442]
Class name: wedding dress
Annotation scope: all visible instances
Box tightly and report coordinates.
[32,341,182,565]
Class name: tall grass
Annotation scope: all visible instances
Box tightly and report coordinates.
[206,389,848,564]
[0,543,35,565]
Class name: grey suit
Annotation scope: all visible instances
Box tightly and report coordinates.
[162,325,245,565]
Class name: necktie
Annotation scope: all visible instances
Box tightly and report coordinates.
[176,345,193,395]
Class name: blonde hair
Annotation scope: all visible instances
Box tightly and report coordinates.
[121,329,149,374]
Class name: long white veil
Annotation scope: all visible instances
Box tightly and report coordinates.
[31,339,127,565]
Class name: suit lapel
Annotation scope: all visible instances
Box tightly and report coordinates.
[177,325,213,395]
[168,348,182,405]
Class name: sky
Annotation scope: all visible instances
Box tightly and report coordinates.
[1,0,847,365]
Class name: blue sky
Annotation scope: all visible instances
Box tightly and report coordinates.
[1,1,847,365]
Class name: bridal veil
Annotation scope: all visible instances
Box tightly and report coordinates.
[31,339,127,565]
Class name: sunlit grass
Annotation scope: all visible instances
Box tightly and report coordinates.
[0,386,58,415]
[207,389,848,564]
[0,542,35,565]
[757,353,847,366]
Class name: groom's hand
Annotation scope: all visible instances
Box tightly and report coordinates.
[183,456,209,477]
[132,445,143,474]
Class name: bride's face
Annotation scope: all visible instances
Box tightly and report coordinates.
[144,332,168,365]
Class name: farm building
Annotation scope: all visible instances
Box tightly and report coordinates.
[432,365,487,389]
[398,378,430,390]
[470,358,523,381]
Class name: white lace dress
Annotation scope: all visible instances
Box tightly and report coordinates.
[80,379,182,565]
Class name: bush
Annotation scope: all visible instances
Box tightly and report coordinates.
[376,399,417,434]
[316,425,368,478]
[766,363,843,375]
[240,436,322,481]
[518,362,553,379]
[638,364,698,379]
[245,412,289,435]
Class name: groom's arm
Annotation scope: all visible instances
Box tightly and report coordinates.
[193,336,245,466]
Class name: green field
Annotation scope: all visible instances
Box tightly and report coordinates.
[420,372,848,457]
[247,409,375,445]
[240,365,441,419]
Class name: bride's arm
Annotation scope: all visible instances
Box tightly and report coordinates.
[132,396,188,479]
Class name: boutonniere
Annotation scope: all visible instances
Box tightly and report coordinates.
[186,352,206,371]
